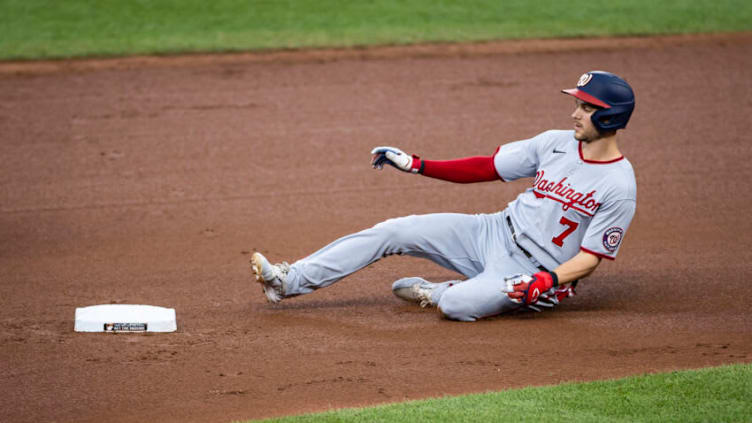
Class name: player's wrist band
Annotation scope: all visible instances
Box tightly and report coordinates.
[550,271,559,287]
[411,155,425,174]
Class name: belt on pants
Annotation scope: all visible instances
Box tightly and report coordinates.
[506,216,548,273]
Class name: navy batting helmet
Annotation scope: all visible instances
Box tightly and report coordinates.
[562,71,635,132]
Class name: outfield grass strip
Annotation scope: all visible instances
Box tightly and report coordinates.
[246,363,752,423]
[2,0,752,60]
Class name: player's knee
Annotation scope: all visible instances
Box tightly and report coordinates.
[373,216,416,246]
[437,293,477,322]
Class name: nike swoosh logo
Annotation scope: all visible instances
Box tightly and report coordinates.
[553,149,566,154]
[531,288,540,302]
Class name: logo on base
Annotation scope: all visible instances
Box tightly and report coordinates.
[104,322,147,332]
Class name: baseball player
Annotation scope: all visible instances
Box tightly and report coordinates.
[251,70,636,321]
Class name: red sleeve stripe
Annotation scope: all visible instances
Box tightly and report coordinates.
[580,246,615,260]
[422,155,500,183]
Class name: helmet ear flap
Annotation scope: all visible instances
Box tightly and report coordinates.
[592,104,633,132]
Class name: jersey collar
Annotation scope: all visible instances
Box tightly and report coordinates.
[578,141,624,164]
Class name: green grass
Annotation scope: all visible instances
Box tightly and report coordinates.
[246,363,752,422]
[1,0,752,60]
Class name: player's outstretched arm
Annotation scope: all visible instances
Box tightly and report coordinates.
[371,146,501,183]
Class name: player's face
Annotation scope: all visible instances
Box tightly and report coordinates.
[571,99,601,142]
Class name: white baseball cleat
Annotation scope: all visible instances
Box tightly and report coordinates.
[251,252,290,304]
[391,277,438,308]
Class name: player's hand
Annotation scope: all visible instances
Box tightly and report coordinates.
[527,289,558,312]
[502,271,558,305]
[551,285,576,302]
[371,146,422,173]
[525,284,576,312]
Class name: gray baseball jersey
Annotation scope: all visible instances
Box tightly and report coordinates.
[495,129,636,269]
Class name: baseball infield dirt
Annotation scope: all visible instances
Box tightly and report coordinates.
[1,33,751,423]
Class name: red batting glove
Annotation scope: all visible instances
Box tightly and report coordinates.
[506,272,558,305]
[553,284,576,302]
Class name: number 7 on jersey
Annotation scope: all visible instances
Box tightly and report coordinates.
[552,217,578,247]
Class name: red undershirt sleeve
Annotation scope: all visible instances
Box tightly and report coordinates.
[420,155,501,183]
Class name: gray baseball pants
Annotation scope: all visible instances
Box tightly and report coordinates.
[283,210,542,321]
